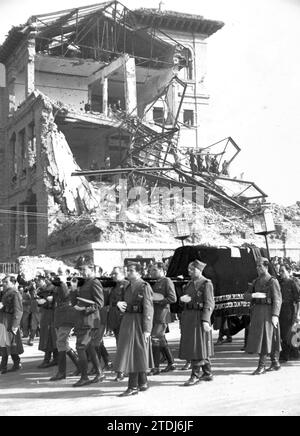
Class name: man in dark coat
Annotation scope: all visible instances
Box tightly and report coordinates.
[278,265,300,362]
[36,275,58,368]
[149,262,177,375]
[245,258,282,374]
[114,262,154,397]
[108,266,129,381]
[21,282,40,346]
[179,260,215,386]
[73,263,104,387]
[49,273,80,381]
[0,276,24,374]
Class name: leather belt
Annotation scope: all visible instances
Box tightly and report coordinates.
[126,304,143,313]
[184,302,204,310]
[252,298,272,305]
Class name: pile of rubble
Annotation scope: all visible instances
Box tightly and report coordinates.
[18,255,75,280]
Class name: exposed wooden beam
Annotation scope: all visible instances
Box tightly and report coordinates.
[88,53,129,84]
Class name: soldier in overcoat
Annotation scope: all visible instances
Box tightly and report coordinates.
[0,276,24,373]
[245,258,282,374]
[278,265,300,361]
[114,263,154,397]
[72,263,104,387]
[107,266,129,381]
[150,262,177,374]
[36,275,58,368]
[179,260,215,386]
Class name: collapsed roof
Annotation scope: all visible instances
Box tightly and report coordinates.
[0,1,221,67]
[0,2,264,217]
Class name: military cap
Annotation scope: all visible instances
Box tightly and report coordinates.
[189,259,207,271]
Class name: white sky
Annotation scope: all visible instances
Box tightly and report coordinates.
[0,0,300,206]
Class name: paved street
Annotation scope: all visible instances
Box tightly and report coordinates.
[0,322,300,416]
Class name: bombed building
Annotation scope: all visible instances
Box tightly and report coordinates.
[0,2,268,270]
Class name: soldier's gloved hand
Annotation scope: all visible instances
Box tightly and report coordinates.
[202,321,211,333]
[180,295,192,303]
[272,316,279,328]
[117,301,127,313]
[144,332,151,342]
[47,296,54,303]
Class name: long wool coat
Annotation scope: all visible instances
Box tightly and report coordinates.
[107,280,129,332]
[114,279,154,373]
[38,285,57,352]
[245,274,282,355]
[0,287,24,355]
[179,279,214,362]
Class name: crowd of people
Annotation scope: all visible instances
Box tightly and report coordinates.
[186,149,230,177]
[0,256,299,396]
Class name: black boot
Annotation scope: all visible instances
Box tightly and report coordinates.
[88,345,105,383]
[138,372,149,391]
[99,342,113,371]
[67,349,81,376]
[184,362,201,386]
[45,349,58,368]
[181,360,192,371]
[161,346,176,372]
[200,362,213,381]
[49,351,66,381]
[267,352,281,372]
[0,348,8,374]
[73,349,91,387]
[8,354,22,372]
[150,342,161,375]
[37,351,52,369]
[252,355,266,375]
[114,372,125,381]
[119,373,139,397]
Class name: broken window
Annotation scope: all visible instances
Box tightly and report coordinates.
[10,207,17,252]
[19,204,27,249]
[10,133,17,177]
[153,107,164,125]
[19,193,37,249]
[0,63,5,87]
[28,122,36,153]
[183,109,194,126]
[19,129,26,175]
[27,194,37,247]
[186,49,193,80]
[28,122,37,168]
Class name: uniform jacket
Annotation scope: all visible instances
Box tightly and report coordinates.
[245,274,282,317]
[182,278,215,323]
[152,277,177,324]
[280,277,300,305]
[76,278,104,329]
[54,281,78,328]
[124,279,154,333]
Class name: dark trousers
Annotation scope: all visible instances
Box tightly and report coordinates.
[258,351,279,366]
[128,372,147,389]
[0,348,20,369]
[280,304,295,360]
[191,359,211,377]
[151,323,174,368]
